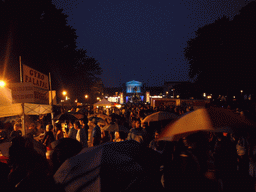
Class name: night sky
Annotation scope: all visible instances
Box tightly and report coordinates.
[52,0,253,88]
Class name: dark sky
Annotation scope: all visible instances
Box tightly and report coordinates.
[52,0,253,87]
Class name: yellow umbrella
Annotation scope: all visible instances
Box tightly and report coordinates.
[158,107,256,141]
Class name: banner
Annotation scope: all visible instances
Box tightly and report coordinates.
[23,64,49,90]
[9,82,49,104]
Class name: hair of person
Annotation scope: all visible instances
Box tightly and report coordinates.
[47,124,53,131]
[55,123,62,131]
[74,121,80,128]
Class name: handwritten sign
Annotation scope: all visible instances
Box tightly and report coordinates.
[23,64,49,90]
[9,82,49,104]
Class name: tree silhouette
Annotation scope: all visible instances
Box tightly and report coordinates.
[0,0,102,101]
[184,1,256,99]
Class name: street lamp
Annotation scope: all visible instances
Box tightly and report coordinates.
[0,80,6,88]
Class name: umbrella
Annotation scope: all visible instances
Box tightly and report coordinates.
[102,123,119,132]
[102,123,129,133]
[95,114,111,121]
[71,113,84,120]
[89,116,106,124]
[158,107,256,142]
[0,139,46,158]
[54,140,162,192]
[142,111,178,124]
[55,113,83,121]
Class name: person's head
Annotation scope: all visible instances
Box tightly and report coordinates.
[135,119,141,129]
[13,123,21,131]
[186,131,208,151]
[73,121,80,130]
[46,124,53,132]
[92,118,98,125]
[55,123,62,131]
[68,121,73,128]
[79,120,84,126]
[29,123,36,130]
[51,138,83,173]
[154,130,160,140]
[141,122,148,129]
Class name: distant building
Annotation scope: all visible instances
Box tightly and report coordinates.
[126,80,142,93]
[103,80,190,104]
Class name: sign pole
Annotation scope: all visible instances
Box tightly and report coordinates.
[19,56,26,136]
[49,72,54,127]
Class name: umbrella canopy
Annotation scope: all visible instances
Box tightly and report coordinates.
[55,113,84,121]
[54,140,162,192]
[88,117,106,124]
[158,107,256,141]
[102,123,119,132]
[102,123,130,133]
[95,114,111,121]
[142,111,177,124]
[0,138,46,157]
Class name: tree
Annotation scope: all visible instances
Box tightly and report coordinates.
[90,80,104,104]
[184,1,256,98]
[0,0,102,101]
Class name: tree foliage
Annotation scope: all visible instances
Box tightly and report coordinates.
[184,1,256,97]
[0,0,102,101]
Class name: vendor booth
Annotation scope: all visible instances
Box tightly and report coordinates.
[93,98,113,115]
[0,86,52,135]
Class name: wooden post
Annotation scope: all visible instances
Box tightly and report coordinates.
[19,56,25,135]
[49,72,54,127]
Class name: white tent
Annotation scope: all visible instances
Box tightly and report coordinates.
[0,103,52,118]
[0,87,52,135]
[93,98,112,107]
[0,87,52,117]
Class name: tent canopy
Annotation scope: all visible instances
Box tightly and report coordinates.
[0,103,52,118]
[93,98,112,107]
[0,87,12,106]
[0,87,52,118]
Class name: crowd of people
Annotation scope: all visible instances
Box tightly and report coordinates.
[1,102,256,191]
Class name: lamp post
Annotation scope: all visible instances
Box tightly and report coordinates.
[85,95,88,105]
[62,91,67,110]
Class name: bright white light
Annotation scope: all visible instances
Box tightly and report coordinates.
[116,104,121,108]
[0,80,6,88]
